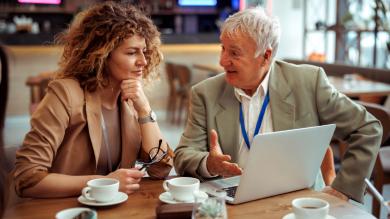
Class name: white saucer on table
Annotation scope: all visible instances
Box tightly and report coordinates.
[282,213,336,219]
[159,191,208,204]
[78,192,128,206]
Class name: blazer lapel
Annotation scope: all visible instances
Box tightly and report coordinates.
[85,90,102,167]
[268,63,295,131]
[120,100,141,168]
[215,83,240,162]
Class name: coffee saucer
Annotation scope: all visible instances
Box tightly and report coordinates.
[282,213,336,219]
[159,191,208,204]
[78,192,128,206]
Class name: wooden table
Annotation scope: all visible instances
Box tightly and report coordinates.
[3,179,375,219]
[328,76,390,98]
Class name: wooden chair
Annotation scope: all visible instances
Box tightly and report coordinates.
[25,71,55,114]
[174,64,192,125]
[0,45,9,148]
[165,62,179,124]
[321,147,336,186]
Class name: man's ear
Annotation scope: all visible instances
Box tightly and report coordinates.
[263,49,273,63]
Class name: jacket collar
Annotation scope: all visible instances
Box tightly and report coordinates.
[216,81,240,162]
[268,62,295,131]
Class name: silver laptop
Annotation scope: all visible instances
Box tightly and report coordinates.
[200,124,336,205]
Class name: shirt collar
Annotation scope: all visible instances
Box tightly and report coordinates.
[234,70,271,102]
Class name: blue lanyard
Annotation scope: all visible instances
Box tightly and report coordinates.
[239,91,270,149]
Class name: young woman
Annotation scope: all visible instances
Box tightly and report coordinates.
[13,1,173,198]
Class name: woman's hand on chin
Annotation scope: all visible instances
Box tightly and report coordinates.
[120,79,151,116]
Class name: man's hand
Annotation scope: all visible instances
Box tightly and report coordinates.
[322,186,348,201]
[206,129,243,177]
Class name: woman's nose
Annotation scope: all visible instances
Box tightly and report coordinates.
[137,53,147,66]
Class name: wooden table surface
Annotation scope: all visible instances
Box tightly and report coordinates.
[328,76,390,97]
[3,178,375,219]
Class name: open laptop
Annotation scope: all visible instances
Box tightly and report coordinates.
[200,124,336,205]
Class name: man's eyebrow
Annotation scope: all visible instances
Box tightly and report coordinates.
[229,45,242,52]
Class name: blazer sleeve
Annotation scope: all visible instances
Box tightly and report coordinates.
[315,68,382,203]
[13,80,71,196]
[174,86,209,179]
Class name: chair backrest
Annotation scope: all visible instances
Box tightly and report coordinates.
[26,71,55,114]
[175,64,192,90]
[165,62,177,91]
[0,45,9,147]
[358,101,390,145]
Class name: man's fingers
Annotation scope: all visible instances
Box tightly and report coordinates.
[210,129,223,154]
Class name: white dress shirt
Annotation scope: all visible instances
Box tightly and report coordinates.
[200,72,273,177]
[234,72,273,168]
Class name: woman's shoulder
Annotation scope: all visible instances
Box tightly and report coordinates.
[47,78,85,106]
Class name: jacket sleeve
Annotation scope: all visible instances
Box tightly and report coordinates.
[13,80,71,196]
[173,86,209,179]
[315,68,382,203]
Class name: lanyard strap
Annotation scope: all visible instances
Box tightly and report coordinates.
[239,91,270,149]
[101,113,113,173]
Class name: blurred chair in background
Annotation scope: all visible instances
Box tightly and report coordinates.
[174,64,192,125]
[0,44,9,218]
[0,45,9,148]
[321,146,336,186]
[165,62,192,125]
[165,62,178,124]
[25,71,55,114]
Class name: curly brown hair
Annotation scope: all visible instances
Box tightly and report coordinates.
[55,1,162,92]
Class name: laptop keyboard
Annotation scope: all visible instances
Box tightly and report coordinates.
[222,186,238,198]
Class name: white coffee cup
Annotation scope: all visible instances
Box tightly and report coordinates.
[163,177,200,202]
[82,178,119,203]
[55,207,97,219]
[292,197,329,219]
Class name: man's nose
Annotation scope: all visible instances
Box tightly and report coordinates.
[219,52,231,67]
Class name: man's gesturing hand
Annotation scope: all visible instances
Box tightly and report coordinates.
[206,129,243,177]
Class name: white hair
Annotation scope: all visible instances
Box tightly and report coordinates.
[221,6,281,58]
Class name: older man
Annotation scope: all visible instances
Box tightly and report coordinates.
[174,6,382,203]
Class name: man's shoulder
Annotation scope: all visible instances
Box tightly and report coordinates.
[273,59,323,81]
[275,59,321,74]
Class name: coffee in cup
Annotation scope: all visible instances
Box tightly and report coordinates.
[82,178,119,203]
[292,197,329,219]
[163,177,200,202]
[55,207,97,219]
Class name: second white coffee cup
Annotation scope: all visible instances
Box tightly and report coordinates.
[163,177,200,202]
[292,197,329,219]
[82,178,119,203]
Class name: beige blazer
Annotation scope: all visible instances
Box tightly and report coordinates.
[174,60,382,203]
[14,79,172,195]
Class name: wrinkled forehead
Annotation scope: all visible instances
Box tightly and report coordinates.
[220,29,253,45]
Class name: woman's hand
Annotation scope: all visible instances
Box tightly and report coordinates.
[106,168,144,194]
[120,78,151,117]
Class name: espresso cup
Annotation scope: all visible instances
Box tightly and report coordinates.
[82,178,119,203]
[55,207,97,219]
[292,197,329,219]
[163,177,200,202]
